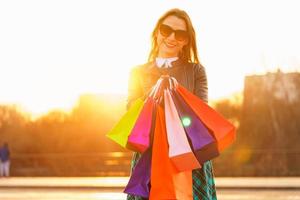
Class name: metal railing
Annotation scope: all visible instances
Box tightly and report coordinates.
[9,150,300,176]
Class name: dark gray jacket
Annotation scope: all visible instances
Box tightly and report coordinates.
[127,59,208,109]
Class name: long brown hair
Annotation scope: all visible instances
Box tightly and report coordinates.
[148,8,200,63]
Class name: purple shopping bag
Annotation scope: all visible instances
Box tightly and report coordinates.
[170,89,219,164]
[124,147,152,198]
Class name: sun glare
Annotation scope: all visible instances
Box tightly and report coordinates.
[0,1,299,114]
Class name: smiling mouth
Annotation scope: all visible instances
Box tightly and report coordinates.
[164,41,176,48]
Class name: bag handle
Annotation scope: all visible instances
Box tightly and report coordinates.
[148,77,163,99]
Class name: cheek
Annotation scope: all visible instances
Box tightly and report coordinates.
[156,35,164,46]
[178,42,187,51]
[178,43,185,50]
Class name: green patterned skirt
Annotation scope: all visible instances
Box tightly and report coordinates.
[126,152,217,200]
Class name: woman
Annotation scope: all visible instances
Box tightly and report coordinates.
[0,143,10,177]
[127,8,217,200]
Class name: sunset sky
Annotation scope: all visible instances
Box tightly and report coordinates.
[0,0,299,115]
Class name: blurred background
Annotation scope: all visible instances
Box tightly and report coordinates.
[0,0,299,178]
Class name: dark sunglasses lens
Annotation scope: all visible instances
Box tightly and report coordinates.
[175,30,188,41]
[159,24,172,37]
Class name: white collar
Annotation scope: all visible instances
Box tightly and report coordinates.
[155,57,178,68]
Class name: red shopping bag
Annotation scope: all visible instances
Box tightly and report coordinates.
[164,89,201,171]
[150,105,193,200]
[177,85,236,151]
[171,89,219,164]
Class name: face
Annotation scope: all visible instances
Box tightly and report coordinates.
[156,15,189,58]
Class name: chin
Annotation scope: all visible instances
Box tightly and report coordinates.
[163,49,178,57]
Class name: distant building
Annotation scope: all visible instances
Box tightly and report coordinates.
[237,71,300,176]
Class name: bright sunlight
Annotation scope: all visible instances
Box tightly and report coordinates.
[0,0,299,115]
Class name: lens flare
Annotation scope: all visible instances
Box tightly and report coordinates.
[182,117,191,127]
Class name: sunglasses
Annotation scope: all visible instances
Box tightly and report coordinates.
[159,24,189,41]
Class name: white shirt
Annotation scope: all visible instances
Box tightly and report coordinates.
[155,57,178,68]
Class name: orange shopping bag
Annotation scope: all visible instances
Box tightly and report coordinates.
[150,105,193,200]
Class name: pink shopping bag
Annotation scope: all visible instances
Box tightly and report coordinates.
[127,97,155,153]
[164,89,201,171]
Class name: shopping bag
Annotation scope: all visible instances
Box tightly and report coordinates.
[164,89,201,171]
[150,105,193,200]
[106,98,144,148]
[171,90,219,164]
[124,148,152,198]
[176,85,236,151]
[126,97,155,153]
[126,78,163,152]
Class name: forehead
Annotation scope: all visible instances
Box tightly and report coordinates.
[161,15,187,31]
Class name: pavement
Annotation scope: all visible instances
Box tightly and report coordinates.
[0,177,300,190]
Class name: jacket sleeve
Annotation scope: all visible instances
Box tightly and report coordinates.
[127,67,143,110]
[193,63,208,103]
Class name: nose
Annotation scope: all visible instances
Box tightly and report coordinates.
[167,32,176,41]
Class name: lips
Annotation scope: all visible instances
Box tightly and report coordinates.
[164,41,176,48]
